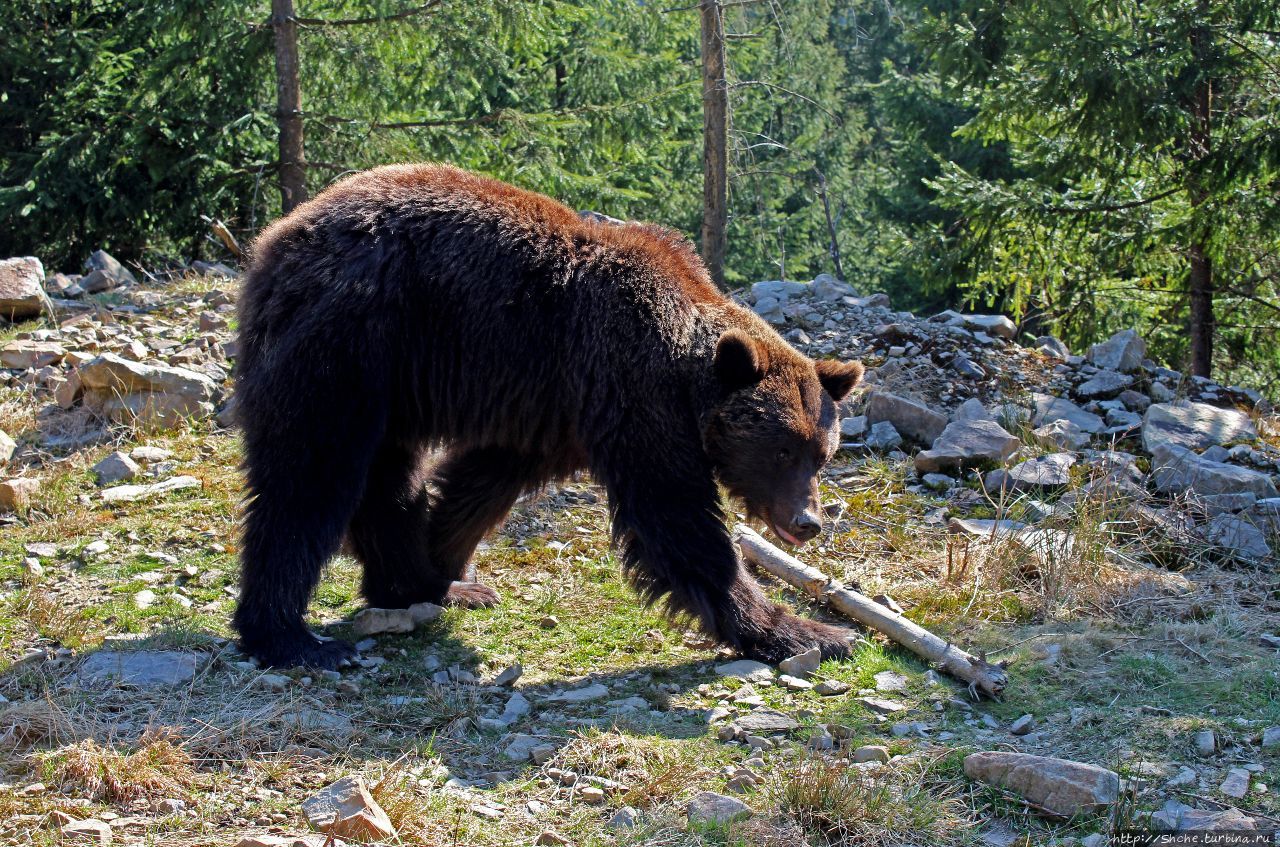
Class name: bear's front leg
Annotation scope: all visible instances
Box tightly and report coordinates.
[607,477,856,664]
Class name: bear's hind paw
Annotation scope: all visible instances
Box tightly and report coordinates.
[245,633,357,670]
[444,581,501,608]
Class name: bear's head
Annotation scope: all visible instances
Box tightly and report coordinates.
[704,328,864,545]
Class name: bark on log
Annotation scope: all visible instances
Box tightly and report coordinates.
[734,524,1009,699]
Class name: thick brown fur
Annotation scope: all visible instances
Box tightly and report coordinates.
[232,164,864,668]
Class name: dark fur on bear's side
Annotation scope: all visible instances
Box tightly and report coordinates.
[233,164,865,669]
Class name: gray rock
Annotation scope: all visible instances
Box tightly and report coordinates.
[1087,329,1146,372]
[873,670,909,693]
[963,314,1017,339]
[1152,799,1257,832]
[1035,336,1070,359]
[1076,370,1133,399]
[951,355,985,379]
[858,696,906,714]
[84,249,138,288]
[302,775,396,841]
[914,419,1022,474]
[1142,401,1258,452]
[92,451,141,485]
[922,473,953,489]
[1009,714,1034,735]
[778,647,821,678]
[503,733,544,761]
[1033,393,1104,433]
[1032,419,1091,451]
[1194,492,1257,516]
[839,415,867,438]
[751,296,783,324]
[1203,514,1272,561]
[78,353,218,430]
[714,659,775,682]
[1118,389,1151,412]
[730,709,800,735]
[812,274,853,301]
[953,398,996,423]
[491,663,523,687]
[814,679,849,696]
[548,682,610,703]
[0,257,52,321]
[852,744,891,763]
[1105,407,1143,429]
[866,391,948,446]
[1262,726,1280,748]
[865,420,903,451]
[751,280,809,302]
[963,752,1119,816]
[1004,453,1075,490]
[78,650,201,688]
[1219,767,1251,799]
[607,806,640,829]
[1195,729,1216,756]
[1150,443,1279,499]
[686,791,752,825]
[353,608,415,635]
[500,692,531,724]
[100,475,200,504]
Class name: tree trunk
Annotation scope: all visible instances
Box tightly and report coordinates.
[1188,241,1213,379]
[700,0,728,288]
[272,0,307,214]
[1186,15,1213,378]
[815,170,844,281]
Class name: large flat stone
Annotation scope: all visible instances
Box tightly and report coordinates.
[1087,329,1146,372]
[1150,443,1279,499]
[1032,394,1104,434]
[1005,453,1076,490]
[964,752,1119,816]
[77,650,202,688]
[866,391,947,446]
[1142,401,1258,452]
[1075,370,1132,399]
[914,419,1021,473]
[0,257,51,321]
[78,353,218,430]
[302,776,396,841]
[687,791,752,825]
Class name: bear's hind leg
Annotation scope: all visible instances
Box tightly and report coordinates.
[348,441,449,609]
[426,446,551,607]
[235,410,387,670]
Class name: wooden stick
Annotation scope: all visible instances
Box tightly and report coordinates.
[733,524,1009,699]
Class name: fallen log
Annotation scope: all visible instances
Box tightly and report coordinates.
[734,523,1009,699]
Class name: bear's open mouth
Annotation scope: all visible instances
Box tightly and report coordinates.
[770,521,802,546]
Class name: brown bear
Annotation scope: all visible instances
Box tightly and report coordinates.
[232,164,864,669]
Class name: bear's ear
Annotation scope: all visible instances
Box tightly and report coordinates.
[815,359,864,401]
[715,329,769,391]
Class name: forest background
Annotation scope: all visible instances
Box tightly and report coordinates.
[3,1,1278,388]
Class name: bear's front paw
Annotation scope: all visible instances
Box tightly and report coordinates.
[745,615,858,665]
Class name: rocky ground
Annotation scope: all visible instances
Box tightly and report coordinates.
[0,254,1277,846]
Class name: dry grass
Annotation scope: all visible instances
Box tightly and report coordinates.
[776,753,970,847]
[40,732,195,803]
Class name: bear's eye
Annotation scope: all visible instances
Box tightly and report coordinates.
[776,448,792,463]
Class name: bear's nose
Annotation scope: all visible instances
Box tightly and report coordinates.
[789,510,822,542]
